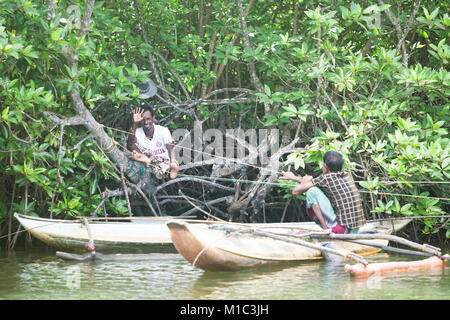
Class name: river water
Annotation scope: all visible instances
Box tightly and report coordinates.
[0,246,448,301]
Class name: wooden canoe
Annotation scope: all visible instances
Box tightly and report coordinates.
[15,213,338,253]
[167,219,412,271]
[15,213,179,252]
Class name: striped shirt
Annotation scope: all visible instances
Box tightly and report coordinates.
[312,171,366,230]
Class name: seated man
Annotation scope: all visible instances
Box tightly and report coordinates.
[280,151,366,234]
[127,105,178,179]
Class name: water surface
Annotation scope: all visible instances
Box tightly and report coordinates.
[0,247,448,300]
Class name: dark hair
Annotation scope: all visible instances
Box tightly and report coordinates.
[323,151,344,172]
[141,103,156,117]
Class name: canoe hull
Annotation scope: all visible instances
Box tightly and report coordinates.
[169,221,287,271]
[31,234,175,253]
[167,220,410,271]
[15,213,175,252]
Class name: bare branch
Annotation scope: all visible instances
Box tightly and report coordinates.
[236,0,270,115]
[379,0,422,67]
[43,111,86,126]
[79,0,96,38]
[155,177,236,194]
[46,0,55,21]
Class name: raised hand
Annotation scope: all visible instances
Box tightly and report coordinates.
[132,107,144,124]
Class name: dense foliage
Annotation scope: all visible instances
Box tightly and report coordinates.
[0,0,448,245]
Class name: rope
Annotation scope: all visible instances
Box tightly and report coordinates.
[120,154,450,202]
[175,172,450,202]
[123,164,450,203]
[359,190,450,202]
[99,123,450,187]
[101,139,118,154]
[84,123,450,204]
[366,215,450,223]
[0,221,57,241]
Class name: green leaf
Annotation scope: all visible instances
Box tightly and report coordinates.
[264,84,271,96]
[90,179,98,195]
[2,107,9,121]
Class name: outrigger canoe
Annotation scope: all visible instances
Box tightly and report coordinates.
[16,213,358,253]
[15,213,179,252]
[167,219,412,271]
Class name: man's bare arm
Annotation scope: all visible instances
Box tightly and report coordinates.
[166,143,176,163]
[127,123,139,151]
[279,171,314,195]
[292,177,314,195]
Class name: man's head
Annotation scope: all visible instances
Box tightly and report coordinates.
[323,151,344,173]
[140,104,157,132]
[141,104,155,117]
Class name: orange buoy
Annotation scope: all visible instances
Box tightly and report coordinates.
[345,254,449,278]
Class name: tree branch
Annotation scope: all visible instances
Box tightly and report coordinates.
[79,0,96,38]
[43,111,86,126]
[379,0,422,67]
[46,0,55,21]
[155,177,236,194]
[236,0,270,115]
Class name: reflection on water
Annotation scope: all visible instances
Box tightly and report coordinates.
[190,262,324,299]
[0,248,448,300]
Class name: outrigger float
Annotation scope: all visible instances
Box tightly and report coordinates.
[345,255,449,277]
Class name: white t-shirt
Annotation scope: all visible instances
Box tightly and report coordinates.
[135,125,173,162]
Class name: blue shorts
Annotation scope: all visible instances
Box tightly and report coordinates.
[305,187,337,229]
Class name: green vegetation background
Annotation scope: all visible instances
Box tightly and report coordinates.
[0,0,448,243]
